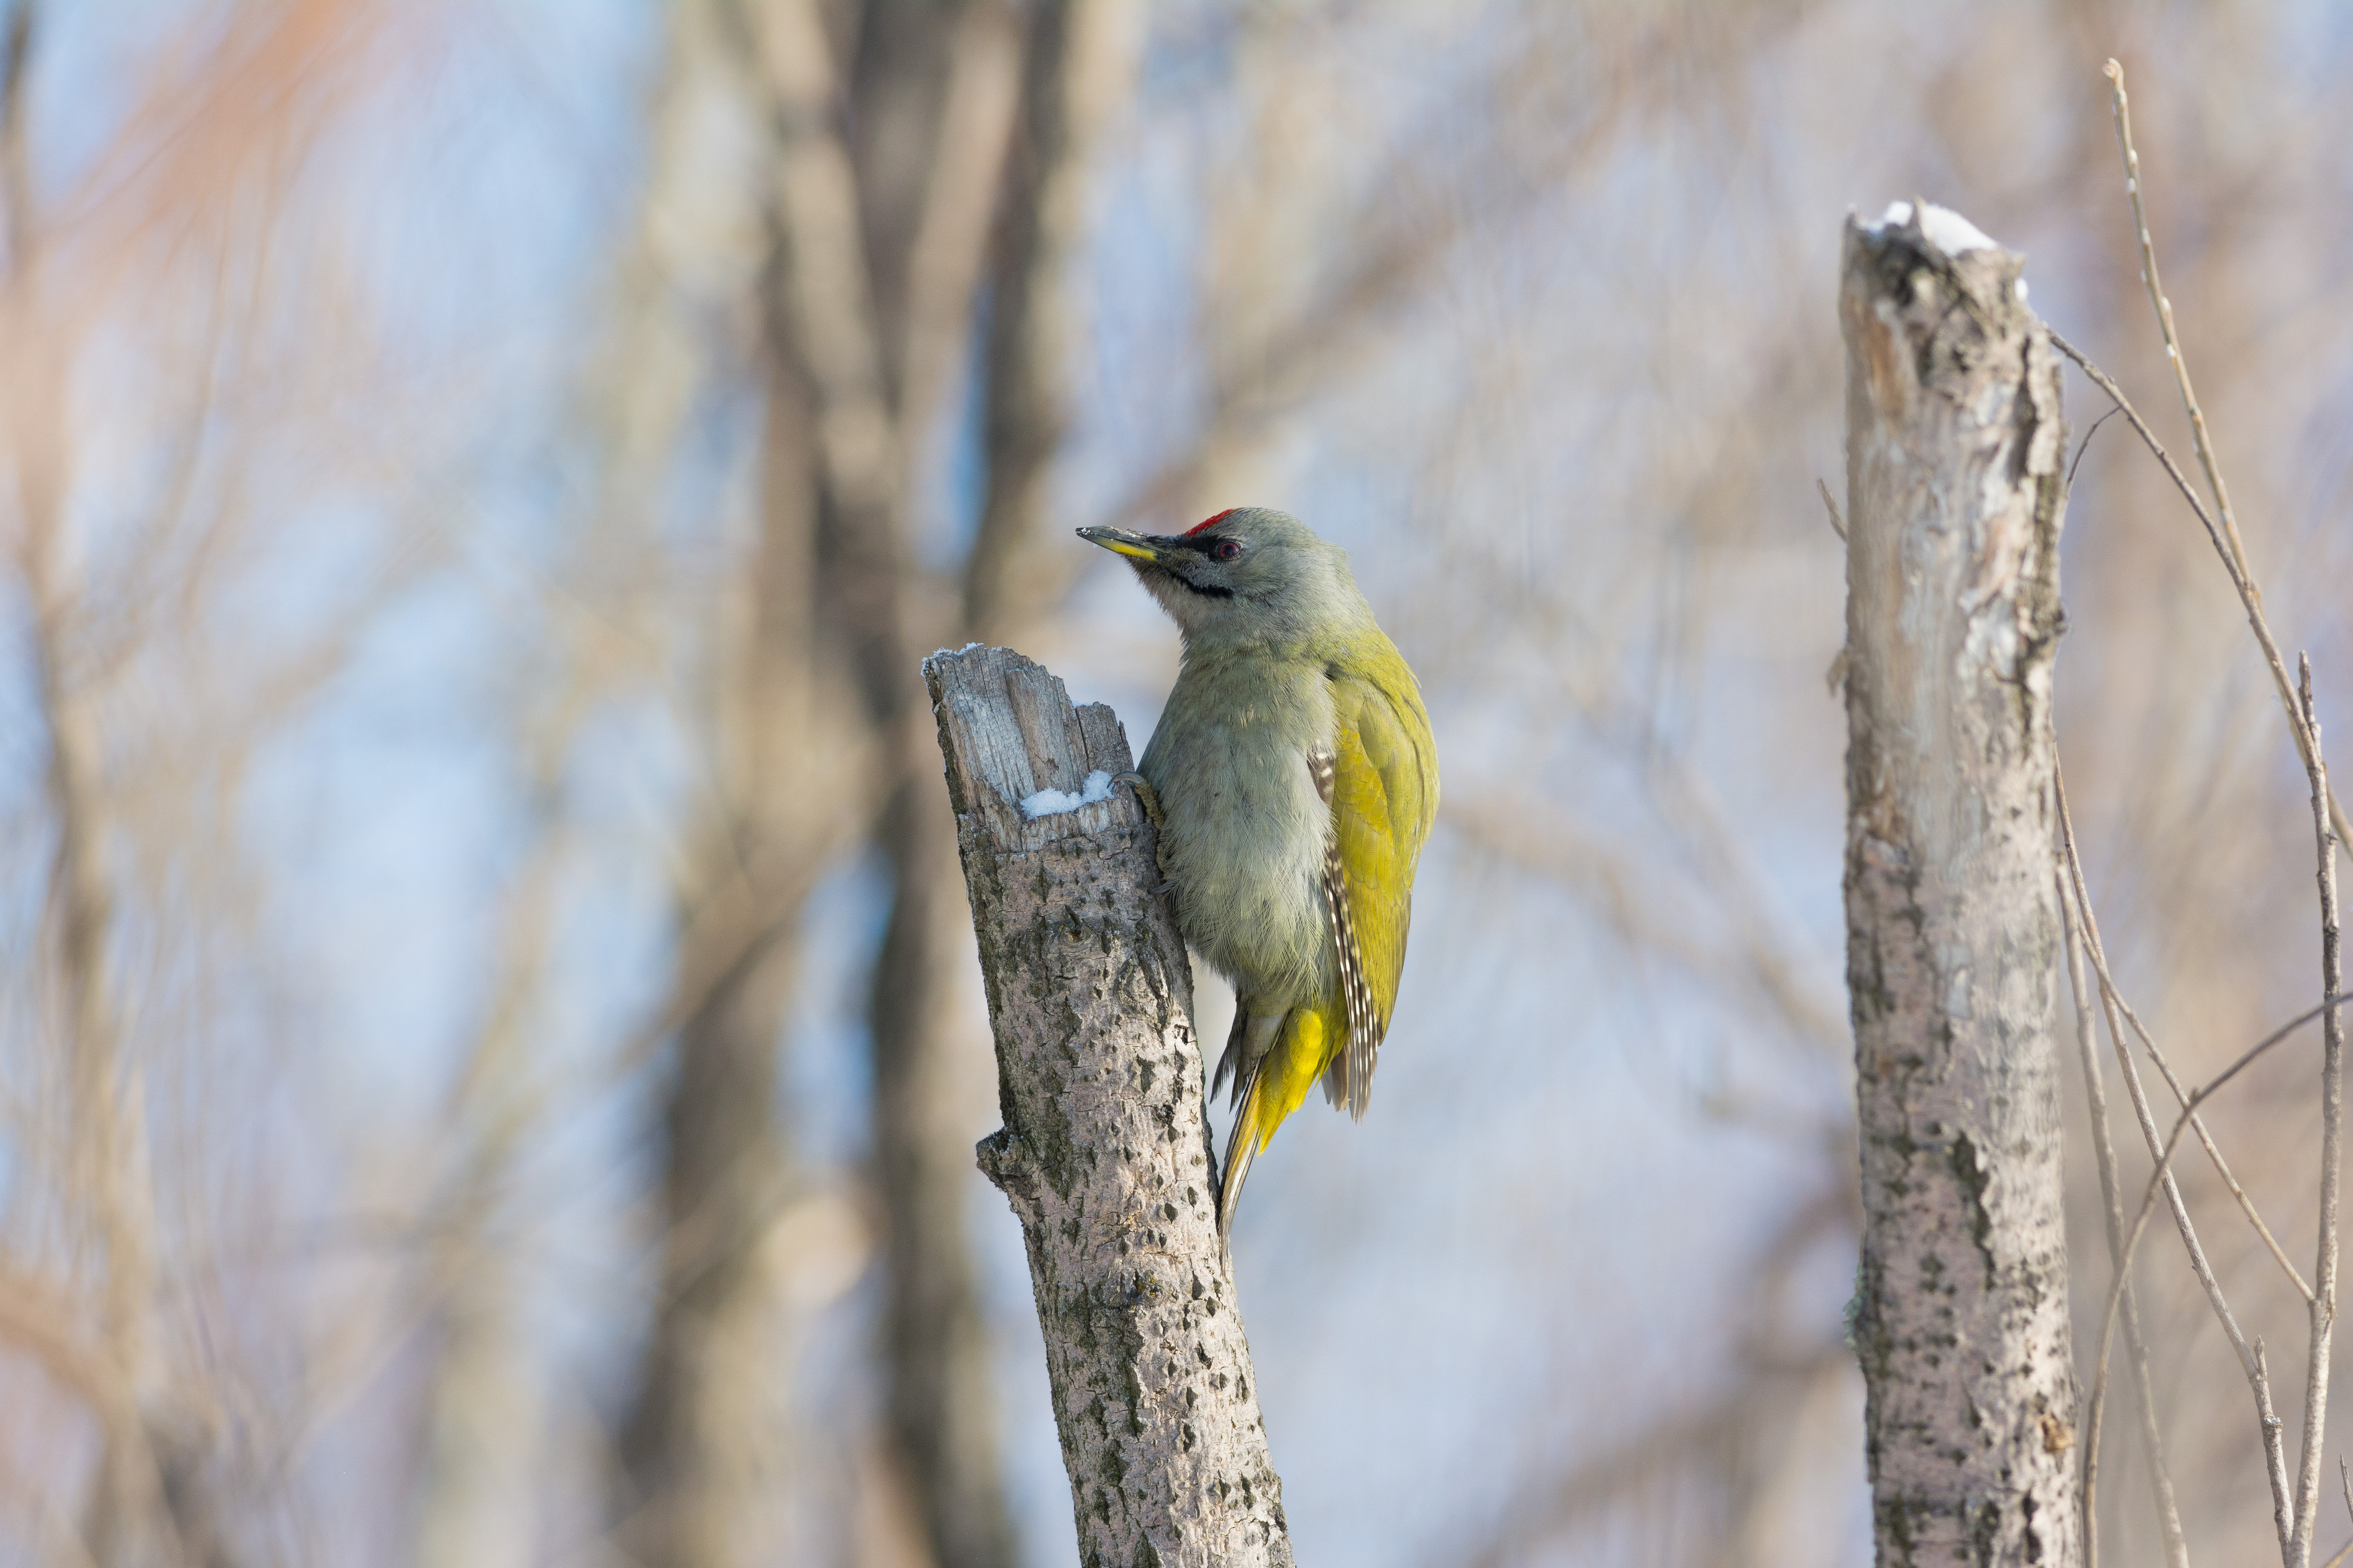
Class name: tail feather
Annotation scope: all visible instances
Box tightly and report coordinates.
[1217,1059,1265,1239]
[1216,1005,1332,1237]
[1210,1005,1250,1110]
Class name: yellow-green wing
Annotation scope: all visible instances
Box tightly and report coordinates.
[1321,657,1437,1116]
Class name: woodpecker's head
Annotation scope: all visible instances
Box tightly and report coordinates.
[1078,506,1369,647]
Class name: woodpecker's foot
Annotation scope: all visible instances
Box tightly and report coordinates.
[1113,770,1164,828]
[1113,771,1174,884]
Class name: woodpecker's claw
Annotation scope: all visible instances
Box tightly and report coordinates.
[1113,771,1174,885]
[1113,770,1162,826]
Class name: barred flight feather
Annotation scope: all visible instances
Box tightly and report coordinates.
[1308,746,1381,1119]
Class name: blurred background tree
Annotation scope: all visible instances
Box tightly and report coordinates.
[4,2,2352,1565]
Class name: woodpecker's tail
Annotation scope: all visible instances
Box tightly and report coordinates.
[1217,1060,1263,1241]
[1216,1003,1335,1239]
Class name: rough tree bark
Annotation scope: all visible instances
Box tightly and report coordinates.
[1839,206,2080,1567]
[926,645,1295,1568]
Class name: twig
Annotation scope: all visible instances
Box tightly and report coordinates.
[2062,865,2189,1568]
[2085,993,2352,1557]
[2324,1461,2353,1568]
[2268,1342,2300,1557]
[2068,403,2123,490]
[1816,476,1846,541]
[2059,769,2313,1300]
[2104,60,2252,587]
[2061,770,2307,1351]
[2069,58,2352,858]
[2065,755,2301,1551]
[2295,656,2346,1566]
[2048,331,2243,594]
[2047,330,2342,858]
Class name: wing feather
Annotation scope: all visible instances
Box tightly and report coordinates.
[1315,665,1437,1116]
[1309,747,1380,1116]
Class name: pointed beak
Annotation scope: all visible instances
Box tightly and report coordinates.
[1076,526,1168,565]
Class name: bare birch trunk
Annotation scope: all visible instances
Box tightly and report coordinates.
[1839,208,2080,1567]
[925,646,1295,1568]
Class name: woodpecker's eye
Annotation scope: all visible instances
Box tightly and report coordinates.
[1212,539,1243,562]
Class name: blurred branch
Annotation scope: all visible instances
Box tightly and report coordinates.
[407,672,596,1568]
[0,0,31,275]
[740,7,1026,1565]
[1443,1165,1858,1567]
[742,0,908,716]
[14,118,177,1568]
[962,0,1139,643]
[1072,60,1561,545]
[612,11,852,1558]
[1445,788,1841,1076]
[1085,3,1821,554]
[1449,1344,1849,1568]
[898,0,1021,467]
[0,1257,136,1446]
[740,6,1150,1562]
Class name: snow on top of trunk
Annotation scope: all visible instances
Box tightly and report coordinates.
[1020,769,1115,819]
[1869,200,1999,256]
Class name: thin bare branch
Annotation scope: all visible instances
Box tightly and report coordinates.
[2046,331,2339,858]
[2058,768,2313,1299]
[2323,1462,2353,1568]
[2061,865,2188,1568]
[2059,66,2352,856]
[2293,656,2345,1567]
[2069,404,2123,489]
[2062,763,2298,1548]
[2085,991,2353,1559]
[2061,775,2286,1368]
[2104,60,2251,586]
[1815,475,1845,541]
